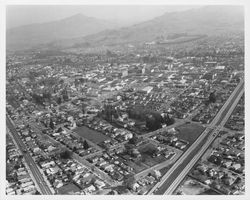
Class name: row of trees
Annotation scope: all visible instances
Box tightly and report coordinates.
[204,92,217,106]
[128,106,175,131]
[102,104,175,131]
[31,87,69,106]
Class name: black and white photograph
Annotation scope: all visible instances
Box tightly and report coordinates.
[1,0,248,197]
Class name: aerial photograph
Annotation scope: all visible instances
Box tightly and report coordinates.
[5,3,245,196]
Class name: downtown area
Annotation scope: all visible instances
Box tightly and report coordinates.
[5,5,245,196]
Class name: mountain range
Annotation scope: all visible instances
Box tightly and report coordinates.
[6,5,244,51]
[6,14,118,50]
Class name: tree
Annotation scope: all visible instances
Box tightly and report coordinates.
[63,93,68,101]
[127,106,147,121]
[32,93,44,106]
[73,146,77,152]
[81,103,88,114]
[83,140,89,150]
[124,175,136,189]
[59,79,64,84]
[209,92,216,103]
[57,97,62,105]
[165,114,175,126]
[56,127,63,133]
[14,164,20,170]
[167,117,175,126]
[125,143,134,151]
[35,190,41,195]
[49,119,54,129]
[62,88,69,101]
[146,113,162,131]
[43,92,51,101]
[60,150,73,159]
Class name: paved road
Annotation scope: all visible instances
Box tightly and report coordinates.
[27,118,119,186]
[148,79,244,195]
[164,84,244,195]
[6,116,53,195]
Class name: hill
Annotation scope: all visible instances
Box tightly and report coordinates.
[6,13,118,50]
[68,5,244,48]
[7,6,244,51]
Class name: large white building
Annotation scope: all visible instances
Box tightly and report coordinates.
[141,86,153,94]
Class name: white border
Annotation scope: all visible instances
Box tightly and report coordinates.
[1,1,249,200]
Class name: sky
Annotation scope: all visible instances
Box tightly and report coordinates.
[6,5,201,29]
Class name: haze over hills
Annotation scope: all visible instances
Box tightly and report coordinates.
[72,5,243,47]
[7,5,244,51]
[6,13,119,50]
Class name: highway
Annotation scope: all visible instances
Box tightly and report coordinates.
[164,83,244,195]
[6,116,53,195]
[148,79,244,195]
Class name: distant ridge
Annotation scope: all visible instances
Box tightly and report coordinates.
[69,5,244,47]
[7,6,244,51]
[6,13,118,50]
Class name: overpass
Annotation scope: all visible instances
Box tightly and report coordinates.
[148,79,244,195]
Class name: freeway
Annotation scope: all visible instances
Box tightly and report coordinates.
[164,83,244,195]
[6,116,53,195]
[148,79,244,195]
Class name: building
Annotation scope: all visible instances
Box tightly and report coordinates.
[141,86,153,94]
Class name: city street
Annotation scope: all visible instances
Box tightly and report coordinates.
[6,116,53,195]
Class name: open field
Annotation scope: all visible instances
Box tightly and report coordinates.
[176,123,205,145]
[74,126,110,144]
[57,183,81,194]
[175,177,209,195]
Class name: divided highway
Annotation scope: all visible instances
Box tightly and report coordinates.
[148,79,244,195]
[7,79,243,196]
[6,116,53,195]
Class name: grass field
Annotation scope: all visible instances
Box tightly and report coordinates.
[74,126,110,144]
[176,123,205,144]
[57,183,81,194]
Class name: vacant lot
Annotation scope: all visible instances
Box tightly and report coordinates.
[176,123,205,145]
[57,183,81,194]
[74,126,110,144]
[175,178,209,195]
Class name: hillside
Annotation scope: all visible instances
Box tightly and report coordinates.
[69,5,244,47]
[7,5,244,51]
[6,13,118,50]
